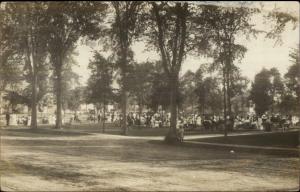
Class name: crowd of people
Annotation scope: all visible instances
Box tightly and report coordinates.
[92,111,299,132]
[3,109,299,134]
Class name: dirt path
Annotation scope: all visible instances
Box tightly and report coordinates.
[1,131,299,191]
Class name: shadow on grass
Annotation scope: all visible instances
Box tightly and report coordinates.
[147,130,300,157]
[95,127,264,137]
[190,131,299,148]
[2,133,299,182]
[0,159,95,184]
[150,139,299,157]
[0,128,91,137]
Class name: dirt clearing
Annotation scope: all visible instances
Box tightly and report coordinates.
[1,128,299,191]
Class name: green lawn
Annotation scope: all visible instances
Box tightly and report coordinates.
[0,124,265,138]
[191,131,299,148]
[0,127,91,137]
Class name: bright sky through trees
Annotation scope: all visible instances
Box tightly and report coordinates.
[73,1,299,86]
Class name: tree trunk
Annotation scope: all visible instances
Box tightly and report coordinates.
[138,103,143,125]
[102,104,106,133]
[203,96,206,115]
[223,67,228,137]
[202,102,205,115]
[165,75,179,142]
[94,105,96,123]
[226,42,233,134]
[226,66,232,132]
[271,90,275,113]
[122,89,128,135]
[55,65,63,129]
[26,29,38,130]
[30,72,38,129]
[227,75,232,116]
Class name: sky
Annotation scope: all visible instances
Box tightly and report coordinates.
[73,1,299,86]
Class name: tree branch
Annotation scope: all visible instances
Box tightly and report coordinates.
[152,2,170,76]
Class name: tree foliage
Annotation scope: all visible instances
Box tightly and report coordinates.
[0,5,24,91]
[127,61,155,113]
[142,2,190,141]
[250,68,272,116]
[46,1,107,128]
[1,2,51,128]
[86,52,114,106]
[102,1,144,134]
[285,46,300,103]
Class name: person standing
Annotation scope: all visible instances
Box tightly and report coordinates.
[111,112,114,123]
[97,114,101,123]
[257,116,263,130]
[6,112,10,126]
[176,123,184,142]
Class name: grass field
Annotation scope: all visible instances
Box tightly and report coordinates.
[2,123,298,138]
[62,123,259,136]
[1,126,299,191]
[191,130,299,148]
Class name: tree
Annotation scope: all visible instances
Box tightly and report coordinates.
[279,94,298,115]
[285,46,300,107]
[3,2,50,129]
[65,87,83,113]
[128,61,155,119]
[193,4,298,136]
[269,67,284,113]
[146,3,254,139]
[65,87,85,113]
[104,2,144,135]
[230,69,250,115]
[278,46,300,116]
[148,67,184,112]
[180,67,222,116]
[194,75,223,115]
[180,70,197,114]
[194,5,259,136]
[56,51,81,116]
[46,2,107,129]
[0,52,24,115]
[0,4,24,93]
[145,2,189,142]
[250,68,273,116]
[230,69,250,98]
[86,52,114,132]
[3,90,28,112]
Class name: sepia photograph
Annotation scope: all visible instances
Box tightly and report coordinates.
[0,1,299,191]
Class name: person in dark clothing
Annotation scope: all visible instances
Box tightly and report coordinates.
[6,112,10,126]
[98,114,101,123]
[111,112,114,123]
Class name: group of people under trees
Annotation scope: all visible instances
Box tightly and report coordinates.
[89,110,298,133]
[4,108,297,136]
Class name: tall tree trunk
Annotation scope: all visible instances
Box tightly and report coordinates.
[55,65,63,129]
[203,96,206,114]
[26,30,38,130]
[138,102,143,125]
[102,104,106,133]
[226,43,233,133]
[165,74,178,141]
[223,67,228,137]
[202,101,205,115]
[122,89,127,135]
[271,90,275,113]
[226,65,232,132]
[227,75,232,116]
[226,69,231,128]
[94,105,96,123]
[30,72,38,129]
[120,44,128,135]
